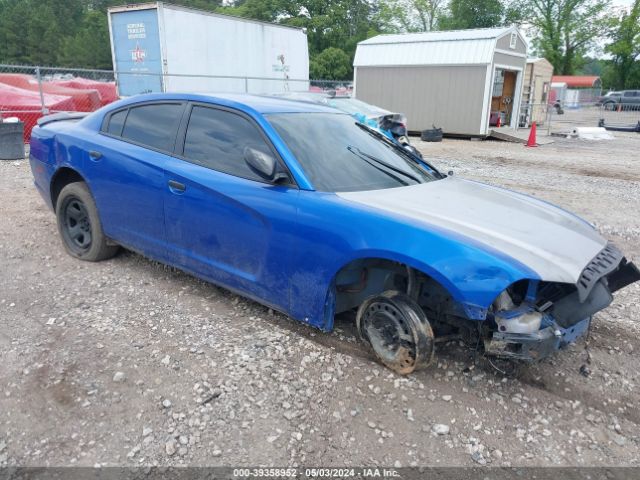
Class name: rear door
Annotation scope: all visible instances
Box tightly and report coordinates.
[622,91,638,105]
[162,103,298,311]
[89,101,185,257]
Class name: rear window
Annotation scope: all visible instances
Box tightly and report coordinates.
[105,109,127,136]
[120,103,183,152]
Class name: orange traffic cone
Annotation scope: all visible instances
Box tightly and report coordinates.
[525,122,538,147]
[496,114,501,128]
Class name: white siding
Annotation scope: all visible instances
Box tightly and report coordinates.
[161,5,309,93]
[109,2,309,94]
[355,66,488,135]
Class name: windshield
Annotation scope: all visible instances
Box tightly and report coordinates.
[267,113,439,192]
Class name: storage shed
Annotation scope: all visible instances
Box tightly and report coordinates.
[551,76,601,105]
[520,58,554,126]
[353,26,528,136]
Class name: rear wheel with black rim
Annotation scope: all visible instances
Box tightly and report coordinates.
[356,291,435,375]
[56,182,118,261]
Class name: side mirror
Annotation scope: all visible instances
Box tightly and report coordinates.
[244,147,290,185]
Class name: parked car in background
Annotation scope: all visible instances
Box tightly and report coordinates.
[29,93,640,374]
[598,90,640,110]
[272,92,423,158]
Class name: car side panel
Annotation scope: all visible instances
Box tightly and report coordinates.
[288,191,539,329]
[162,159,299,313]
[81,130,169,256]
[29,125,59,210]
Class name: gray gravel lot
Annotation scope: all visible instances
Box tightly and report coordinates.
[0,132,639,468]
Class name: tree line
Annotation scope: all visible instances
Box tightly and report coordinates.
[0,0,638,89]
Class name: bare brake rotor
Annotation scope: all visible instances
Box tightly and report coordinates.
[356,291,435,375]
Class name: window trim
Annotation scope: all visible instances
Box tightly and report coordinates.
[99,101,187,156]
[509,32,517,49]
[101,107,129,137]
[174,102,298,188]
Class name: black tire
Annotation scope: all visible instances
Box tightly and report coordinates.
[356,290,435,375]
[55,181,119,261]
[420,128,443,142]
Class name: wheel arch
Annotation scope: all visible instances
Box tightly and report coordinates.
[50,167,87,209]
[321,253,469,331]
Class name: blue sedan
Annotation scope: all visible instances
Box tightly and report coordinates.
[29,93,639,374]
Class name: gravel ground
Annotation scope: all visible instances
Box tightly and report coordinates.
[0,132,639,468]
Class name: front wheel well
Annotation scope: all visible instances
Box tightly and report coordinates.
[330,258,456,323]
[50,167,86,208]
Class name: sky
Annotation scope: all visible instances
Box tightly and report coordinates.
[612,0,635,8]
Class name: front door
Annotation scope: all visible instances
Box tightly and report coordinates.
[162,104,298,311]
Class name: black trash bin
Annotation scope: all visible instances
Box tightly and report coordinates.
[0,121,25,160]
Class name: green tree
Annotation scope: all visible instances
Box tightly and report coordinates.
[60,10,113,69]
[310,47,351,79]
[439,0,505,29]
[524,0,612,75]
[605,0,640,89]
[376,0,445,33]
[0,0,83,65]
[221,0,282,21]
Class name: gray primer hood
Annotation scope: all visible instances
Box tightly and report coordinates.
[337,177,607,284]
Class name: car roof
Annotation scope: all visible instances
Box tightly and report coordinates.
[114,92,341,114]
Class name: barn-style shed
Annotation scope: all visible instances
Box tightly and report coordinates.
[353,26,528,136]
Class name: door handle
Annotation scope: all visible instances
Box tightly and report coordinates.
[168,180,186,193]
[88,150,102,161]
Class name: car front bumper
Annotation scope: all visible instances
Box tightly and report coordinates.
[484,316,591,362]
[483,256,640,362]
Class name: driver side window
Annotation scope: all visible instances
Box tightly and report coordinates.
[182,106,275,183]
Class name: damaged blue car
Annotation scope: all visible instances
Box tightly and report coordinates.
[29,93,640,374]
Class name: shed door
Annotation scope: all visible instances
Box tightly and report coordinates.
[491,69,517,126]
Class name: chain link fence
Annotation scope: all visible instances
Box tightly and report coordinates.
[5,63,636,143]
[518,102,551,129]
[516,100,640,135]
[545,101,640,135]
[0,64,351,142]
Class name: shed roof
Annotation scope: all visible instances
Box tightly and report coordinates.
[551,75,600,88]
[354,26,524,67]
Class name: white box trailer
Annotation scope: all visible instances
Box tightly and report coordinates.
[107,2,309,96]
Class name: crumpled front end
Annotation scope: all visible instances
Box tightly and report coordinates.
[484,244,640,362]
